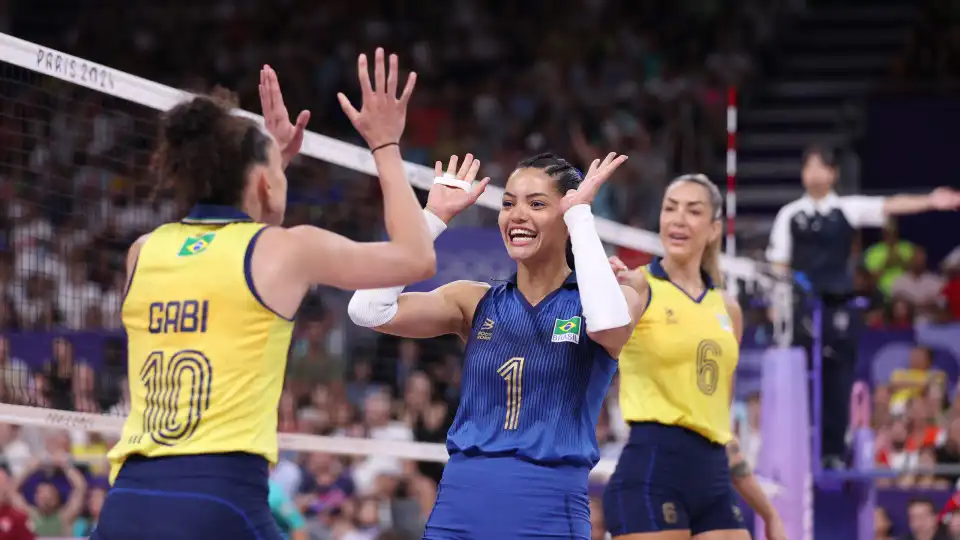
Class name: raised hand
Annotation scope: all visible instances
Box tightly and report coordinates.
[560,152,628,213]
[426,154,490,224]
[929,187,960,211]
[338,48,417,150]
[258,65,311,167]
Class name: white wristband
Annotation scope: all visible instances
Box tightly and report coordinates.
[348,208,447,328]
[564,204,631,332]
[423,208,448,239]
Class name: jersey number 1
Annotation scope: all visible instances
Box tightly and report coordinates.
[497,357,525,430]
[137,350,213,446]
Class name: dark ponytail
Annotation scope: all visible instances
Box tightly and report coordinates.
[515,152,584,270]
[565,239,576,270]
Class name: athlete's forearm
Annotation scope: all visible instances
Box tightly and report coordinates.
[289,528,308,540]
[348,209,446,327]
[375,146,437,275]
[728,441,781,523]
[564,205,631,331]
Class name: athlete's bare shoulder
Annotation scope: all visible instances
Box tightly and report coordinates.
[441,279,491,319]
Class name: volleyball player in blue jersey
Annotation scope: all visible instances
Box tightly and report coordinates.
[349,152,646,539]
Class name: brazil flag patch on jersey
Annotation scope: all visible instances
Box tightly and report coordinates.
[552,316,581,344]
[177,233,216,257]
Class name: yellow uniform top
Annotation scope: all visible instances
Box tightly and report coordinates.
[618,258,739,445]
[108,205,294,483]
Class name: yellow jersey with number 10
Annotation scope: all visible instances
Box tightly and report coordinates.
[617,257,739,445]
[107,205,294,483]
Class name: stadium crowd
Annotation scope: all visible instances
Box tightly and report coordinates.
[0,0,957,538]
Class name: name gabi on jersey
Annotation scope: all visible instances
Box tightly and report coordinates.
[552,316,581,344]
[148,300,209,334]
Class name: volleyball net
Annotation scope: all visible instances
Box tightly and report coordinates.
[0,31,821,538]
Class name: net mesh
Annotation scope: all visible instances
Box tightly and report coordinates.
[0,31,788,539]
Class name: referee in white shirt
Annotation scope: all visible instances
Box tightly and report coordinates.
[767,145,960,468]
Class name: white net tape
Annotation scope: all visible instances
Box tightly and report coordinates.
[0,31,783,495]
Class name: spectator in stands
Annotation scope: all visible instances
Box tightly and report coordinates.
[33,337,80,410]
[0,426,30,479]
[854,265,886,329]
[9,454,86,537]
[296,453,355,520]
[347,359,382,408]
[71,484,106,537]
[351,391,414,495]
[886,297,918,329]
[0,337,32,406]
[941,249,960,322]
[892,249,946,325]
[890,346,945,414]
[0,468,34,540]
[949,512,960,540]
[876,416,914,475]
[876,506,894,540]
[866,221,917,298]
[903,497,949,540]
[936,417,960,488]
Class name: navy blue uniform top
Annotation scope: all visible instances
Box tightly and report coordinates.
[445,272,617,468]
[767,193,886,294]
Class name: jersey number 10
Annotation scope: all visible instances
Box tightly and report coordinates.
[497,357,525,430]
[132,350,213,446]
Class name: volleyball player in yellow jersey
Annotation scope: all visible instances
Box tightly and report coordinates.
[601,174,787,540]
[92,50,435,540]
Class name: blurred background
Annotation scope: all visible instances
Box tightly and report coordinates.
[0,0,959,538]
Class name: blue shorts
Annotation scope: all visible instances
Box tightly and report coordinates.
[424,454,591,540]
[602,423,745,536]
[92,453,284,540]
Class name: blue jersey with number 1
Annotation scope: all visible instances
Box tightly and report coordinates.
[446,272,617,468]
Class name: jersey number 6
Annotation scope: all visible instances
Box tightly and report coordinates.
[497,357,525,430]
[138,350,213,446]
[696,340,721,396]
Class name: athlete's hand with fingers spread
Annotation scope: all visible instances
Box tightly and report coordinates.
[560,152,628,213]
[426,154,490,224]
[259,65,311,167]
[338,48,417,150]
[929,187,960,211]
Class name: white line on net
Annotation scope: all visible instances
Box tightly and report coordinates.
[1,31,768,284]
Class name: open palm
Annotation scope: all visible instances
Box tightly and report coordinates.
[426,154,490,224]
[560,152,628,213]
[259,65,310,167]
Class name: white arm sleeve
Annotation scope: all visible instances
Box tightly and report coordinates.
[563,204,631,332]
[839,196,887,228]
[347,209,447,328]
[766,204,794,264]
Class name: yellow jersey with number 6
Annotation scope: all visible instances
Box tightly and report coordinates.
[617,257,739,445]
[108,205,294,483]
